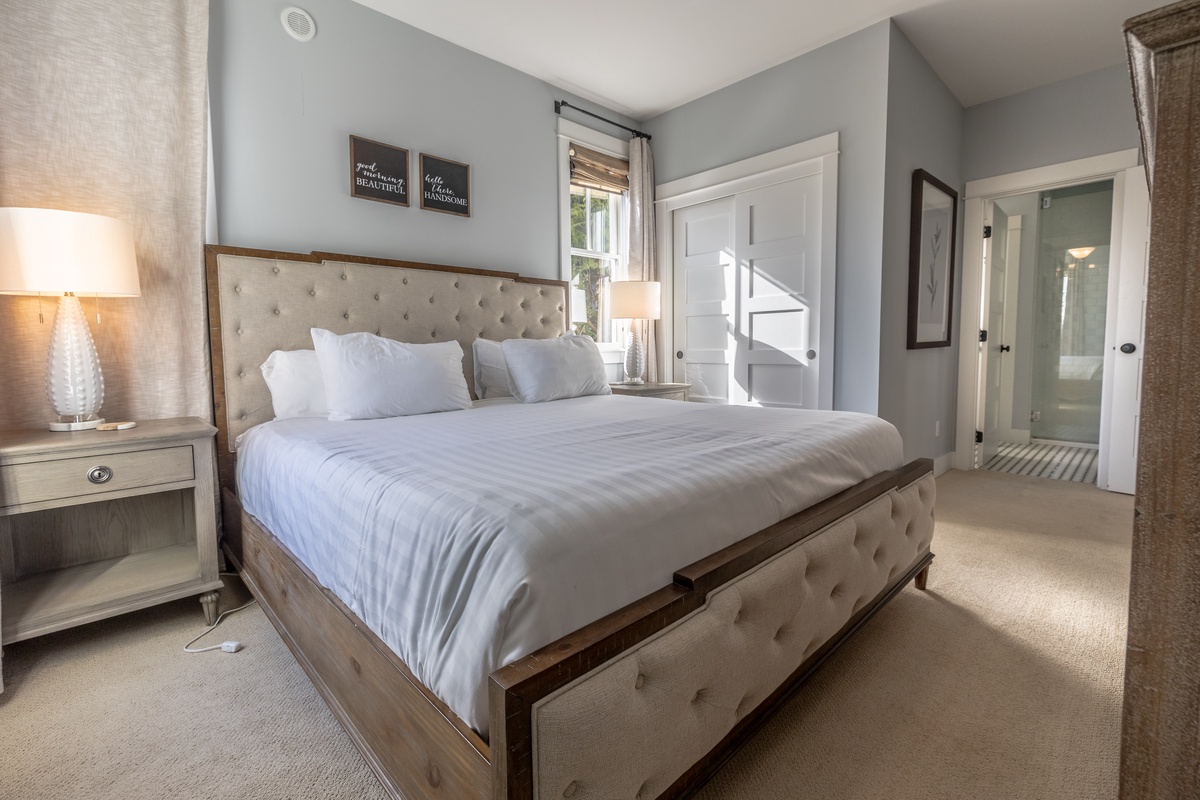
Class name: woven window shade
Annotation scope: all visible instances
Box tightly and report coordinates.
[569,142,629,194]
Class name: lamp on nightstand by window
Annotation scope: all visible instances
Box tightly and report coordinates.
[0,208,140,431]
[609,280,660,385]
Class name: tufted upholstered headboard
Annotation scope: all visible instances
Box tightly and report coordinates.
[205,245,568,491]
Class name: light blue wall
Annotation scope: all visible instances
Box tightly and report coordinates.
[209,2,1133,464]
[645,23,892,415]
[962,64,1139,182]
[644,20,969,460]
[208,0,637,279]
[879,23,964,462]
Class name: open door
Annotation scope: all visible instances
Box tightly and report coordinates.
[977,203,1010,464]
[1098,166,1150,494]
[956,150,1143,475]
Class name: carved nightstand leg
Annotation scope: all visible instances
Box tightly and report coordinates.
[199,591,221,625]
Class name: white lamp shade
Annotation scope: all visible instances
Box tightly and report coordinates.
[0,207,140,296]
[609,280,661,320]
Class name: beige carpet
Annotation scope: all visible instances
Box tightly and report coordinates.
[0,469,1133,800]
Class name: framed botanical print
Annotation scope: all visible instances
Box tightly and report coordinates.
[907,169,958,349]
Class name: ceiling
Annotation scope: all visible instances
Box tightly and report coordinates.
[349,0,1163,119]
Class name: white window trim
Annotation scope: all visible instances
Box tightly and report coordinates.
[557,118,631,364]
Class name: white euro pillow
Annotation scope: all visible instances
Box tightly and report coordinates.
[260,349,329,420]
[310,328,472,420]
[501,335,612,403]
[472,338,514,399]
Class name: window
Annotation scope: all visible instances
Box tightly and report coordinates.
[570,185,626,341]
[564,140,630,344]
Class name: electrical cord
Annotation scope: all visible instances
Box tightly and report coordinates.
[183,598,258,653]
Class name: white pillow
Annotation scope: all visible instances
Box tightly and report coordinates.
[310,328,472,420]
[260,349,329,420]
[472,338,513,399]
[501,335,612,403]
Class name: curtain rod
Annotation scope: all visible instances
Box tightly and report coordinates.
[555,100,651,141]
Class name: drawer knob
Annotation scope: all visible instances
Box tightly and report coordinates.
[87,465,114,484]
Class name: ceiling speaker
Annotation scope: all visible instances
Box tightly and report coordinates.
[281,7,316,42]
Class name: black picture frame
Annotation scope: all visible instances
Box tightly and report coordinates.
[419,153,471,218]
[907,169,958,349]
[349,135,409,207]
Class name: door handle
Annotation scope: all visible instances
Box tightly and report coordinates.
[999,345,1011,353]
[676,351,683,359]
[1120,342,1137,354]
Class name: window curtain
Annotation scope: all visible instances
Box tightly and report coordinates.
[627,137,658,381]
[0,0,211,430]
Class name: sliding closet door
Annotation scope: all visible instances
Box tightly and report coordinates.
[672,175,826,408]
[735,175,823,409]
[672,196,735,402]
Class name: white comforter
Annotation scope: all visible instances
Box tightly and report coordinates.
[236,395,903,736]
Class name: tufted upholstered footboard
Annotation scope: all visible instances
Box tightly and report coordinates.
[491,460,935,800]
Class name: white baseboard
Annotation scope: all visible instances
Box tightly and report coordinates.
[933,452,955,476]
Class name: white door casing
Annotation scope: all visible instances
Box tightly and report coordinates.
[1098,166,1150,494]
[657,134,838,410]
[955,149,1141,474]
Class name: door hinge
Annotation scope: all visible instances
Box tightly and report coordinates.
[975,430,983,444]
[979,329,988,342]
[983,225,992,239]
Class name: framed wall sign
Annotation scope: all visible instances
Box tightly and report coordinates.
[350,135,409,206]
[419,153,471,217]
[907,169,959,348]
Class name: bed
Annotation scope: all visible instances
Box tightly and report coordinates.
[205,244,936,800]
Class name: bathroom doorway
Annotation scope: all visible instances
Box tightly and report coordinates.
[956,150,1149,493]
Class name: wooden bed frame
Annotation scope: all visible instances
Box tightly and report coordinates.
[205,244,935,800]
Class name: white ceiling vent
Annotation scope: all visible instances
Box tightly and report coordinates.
[281,7,316,42]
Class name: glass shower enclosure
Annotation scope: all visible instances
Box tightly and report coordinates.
[1029,180,1114,444]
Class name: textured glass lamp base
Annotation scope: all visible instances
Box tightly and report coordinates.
[623,319,646,384]
[46,294,106,432]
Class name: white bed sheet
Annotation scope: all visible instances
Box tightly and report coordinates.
[236,395,903,736]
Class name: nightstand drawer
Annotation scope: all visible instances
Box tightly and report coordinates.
[0,445,194,508]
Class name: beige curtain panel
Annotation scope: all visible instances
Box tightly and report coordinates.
[628,137,659,382]
[0,0,211,430]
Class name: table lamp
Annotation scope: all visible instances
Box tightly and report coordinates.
[0,208,140,431]
[609,280,661,385]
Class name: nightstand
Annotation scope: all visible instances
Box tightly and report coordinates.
[0,417,222,646]
[609,382,692,402]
